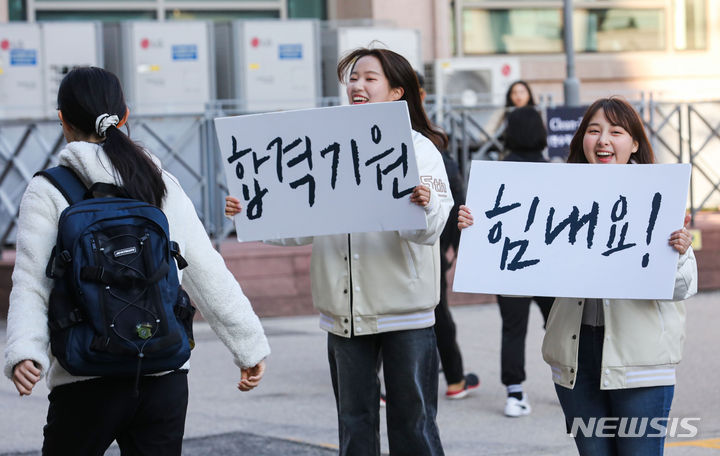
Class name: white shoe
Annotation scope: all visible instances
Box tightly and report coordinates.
[504,394,531,417]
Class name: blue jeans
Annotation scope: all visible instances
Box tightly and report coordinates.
[327,327,444,456]
[555,325,674,456]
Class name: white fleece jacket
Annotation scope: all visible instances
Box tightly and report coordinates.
[4,141,270,389]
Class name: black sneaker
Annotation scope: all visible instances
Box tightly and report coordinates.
[446,373,480,400]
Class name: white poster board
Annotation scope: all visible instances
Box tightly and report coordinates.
[453,161,692,300]
[215,101,427,242]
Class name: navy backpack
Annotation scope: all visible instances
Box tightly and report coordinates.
[37,166,195,380]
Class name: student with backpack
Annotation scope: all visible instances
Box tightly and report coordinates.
[4,67,270,456]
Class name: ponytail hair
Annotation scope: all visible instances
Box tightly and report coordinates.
[57,67,166,207]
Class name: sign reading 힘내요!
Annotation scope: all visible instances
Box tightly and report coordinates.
[214,102,427,242]
[453,161,691,300]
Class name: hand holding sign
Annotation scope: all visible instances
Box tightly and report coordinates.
[669,214,692,255]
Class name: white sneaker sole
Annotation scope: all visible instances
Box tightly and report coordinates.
[504,405,531,417]
[446,390,469,400]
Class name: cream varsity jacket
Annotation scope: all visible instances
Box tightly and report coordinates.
[542,248,697,390]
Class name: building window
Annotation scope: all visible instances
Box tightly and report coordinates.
[463,9,563,54]
[36,11,157,21]
[165,10,279,20]
[674,0,707,50]
[9,0,27,21]
[462,6,667,54]
[288,0,326,19]
[577,8,665,52]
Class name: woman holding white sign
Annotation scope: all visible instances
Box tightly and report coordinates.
[226,48,452,456]
[495,105,555,417]
[458,97,697,455]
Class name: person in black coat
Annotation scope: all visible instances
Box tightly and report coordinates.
[497,105,555,417]
[418,71,480,399]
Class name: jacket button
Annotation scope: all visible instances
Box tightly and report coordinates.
[578,301,582,306]
[344,318,348,323]
[356,327,362,333]
[344,329,348,334]
[570,368,575,373]
[572,334,577,340]
[343,289,347,294]
[355,286,360,292]
[353,253,359,260]
[604,369,610,375]
[344,256,347,261]
[603,380,609,386]
[570,380,574,385]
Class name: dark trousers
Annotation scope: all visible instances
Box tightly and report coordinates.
[498,295,553,386]
[42,370,188,456]
[328,328,444,456]
[434,251,464,385]
[555,325,674,456]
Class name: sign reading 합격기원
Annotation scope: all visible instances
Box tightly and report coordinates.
[214,101,428,242]
[453,161,691,300]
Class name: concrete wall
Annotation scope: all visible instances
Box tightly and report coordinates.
[328,0,451,62]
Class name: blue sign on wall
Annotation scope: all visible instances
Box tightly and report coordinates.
[10,49,37,66]
[172,44,198,61]
[278,44,303,60]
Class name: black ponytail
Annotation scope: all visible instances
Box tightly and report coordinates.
[57,67,166,207]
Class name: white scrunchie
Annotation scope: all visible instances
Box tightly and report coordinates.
[95,113,120,137]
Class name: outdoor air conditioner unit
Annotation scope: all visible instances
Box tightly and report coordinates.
[41,22,103,119]
[215,19,321,112]
[433,57,521,122]
[0,23,44,120]
[103,21,215,116]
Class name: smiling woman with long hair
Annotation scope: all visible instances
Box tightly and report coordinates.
[458,97,697,456]
[227,48,453,456]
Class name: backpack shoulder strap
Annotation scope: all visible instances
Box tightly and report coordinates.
[35,166,88,205]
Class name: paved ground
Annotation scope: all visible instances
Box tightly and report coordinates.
[1,290,719,455]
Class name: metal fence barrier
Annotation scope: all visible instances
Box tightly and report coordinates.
[2,98,719,257]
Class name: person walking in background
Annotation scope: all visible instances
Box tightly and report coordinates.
[506,80,535,111]
[486,80,538,161]
[5,67,269,456]
[226,48,452,456]
[495,105,555,417]
[417,71,480,399]
[459,97,697,454]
